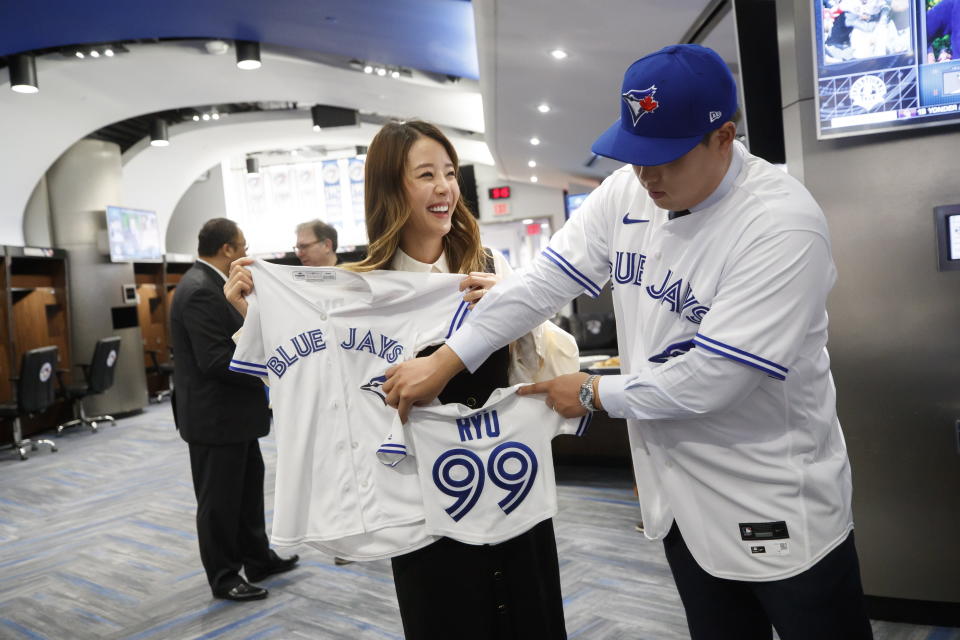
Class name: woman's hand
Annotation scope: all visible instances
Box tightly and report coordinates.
[224,257,255,317]
[459,271,501,309]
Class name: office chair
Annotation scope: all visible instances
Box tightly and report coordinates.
[56,336,121,434]
[145,348,174,403]
[0,345,60,460]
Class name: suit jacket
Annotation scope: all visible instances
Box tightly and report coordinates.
[170,261,270,445]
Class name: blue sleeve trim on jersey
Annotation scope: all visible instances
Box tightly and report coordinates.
[446,300,471,339]
[229,364,268,377]
[693,334,788,381]
[231,359,267,370]
[541,247,602,298]
[576,413,593,436]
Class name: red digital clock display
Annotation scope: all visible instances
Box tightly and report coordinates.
[488,186,511,200]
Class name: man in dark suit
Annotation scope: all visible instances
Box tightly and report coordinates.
[171,218,297,602]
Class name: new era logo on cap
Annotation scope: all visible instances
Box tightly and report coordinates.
[709,110,722,123]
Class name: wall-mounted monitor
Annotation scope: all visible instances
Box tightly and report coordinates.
[106,206,162,262]
[564,192,590,219]
[814,0,960,139]
[933,204,960,271]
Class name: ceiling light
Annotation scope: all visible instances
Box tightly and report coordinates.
[192,115,200,122]
[391,70,400,79]
[528,160,537,168]
[204,40,230,56]
[313,125,321,132]
[104,49,114,57]
[550,48,568,60]
[75,51,84,59]
[246,157,260,175]
[150,119,169,147]
[530,176,538,183]
[376,67,387,77]
[9,54,39,94]
[90,50,100,58]
[235,40,261,70]
[537,103,551,113]
[522,219,534,224]
[211,113,220,120]
[363,65,373,74]
[529,137,540,146]
[202,113,211,121]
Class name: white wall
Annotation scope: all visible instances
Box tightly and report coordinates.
[165,164,226,255]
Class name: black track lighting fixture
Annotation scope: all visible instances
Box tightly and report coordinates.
[246,157,260,175]
[9,54,39,94]
[235,40,261,70]
[150,119,169,147]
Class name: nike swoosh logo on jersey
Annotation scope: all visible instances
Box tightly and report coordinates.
[622,212,650,224]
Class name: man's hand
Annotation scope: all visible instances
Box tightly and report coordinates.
[517,372,597,418]
[383,345,465,422]
[224,257,255,317]
[459,271,501,309]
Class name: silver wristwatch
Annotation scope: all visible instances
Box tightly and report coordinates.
[579,374,600,412]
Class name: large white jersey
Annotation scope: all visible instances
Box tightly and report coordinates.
[377,385,590,545]
[449,142,854,580]
[230,260,476,561]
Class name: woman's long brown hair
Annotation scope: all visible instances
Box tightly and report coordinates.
[344,120,486,274]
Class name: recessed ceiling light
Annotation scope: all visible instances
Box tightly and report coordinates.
[104,49,114,57]
[202,114,211,121]
[376,67,387,76]
[363,65,373,74]
[550,48,568,60]
[391,70,400,79]
[313,125,321,132]
[75,51,84,59]
[528,160,537,168]
[529,137,540,146]
[537,103,550,114]
[522,218,534,224]
[530,176,538,183]
[192,115,200,122]
[90,50,100,58]
[211,113,220,120]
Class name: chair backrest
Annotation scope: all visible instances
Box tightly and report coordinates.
[86,336,122,394]
[575,312,618,351]
[17,346,59,414]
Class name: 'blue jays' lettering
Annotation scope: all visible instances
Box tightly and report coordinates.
[456,410,501,442]
[340,328,404,363]
[614,252,711,324]
[267,329,326,377]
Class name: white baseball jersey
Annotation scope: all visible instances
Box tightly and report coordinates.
[450,142,854,580]
[378,385,590,545]
[230,260,477,561]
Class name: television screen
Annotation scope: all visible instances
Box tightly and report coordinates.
[106,206,162,262]
[564,192,590,219]
[814,0,960,139]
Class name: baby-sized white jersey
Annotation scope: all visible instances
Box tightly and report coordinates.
[230,260,477,561]
[378,385,590,545]
[450,142,854,580]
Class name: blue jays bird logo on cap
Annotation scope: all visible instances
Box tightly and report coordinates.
[622,86,659,126]
[361,375,388,405]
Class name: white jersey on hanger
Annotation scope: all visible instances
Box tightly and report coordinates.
[378,385,590,545]
[230,260,475,561]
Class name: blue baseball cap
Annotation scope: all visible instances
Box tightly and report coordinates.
[591,44,738,167]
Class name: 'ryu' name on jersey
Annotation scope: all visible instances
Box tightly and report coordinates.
[267,327,405,377]
[611,250,710,324]
[456,410,502,442]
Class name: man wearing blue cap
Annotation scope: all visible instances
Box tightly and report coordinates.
[382,44,872,639]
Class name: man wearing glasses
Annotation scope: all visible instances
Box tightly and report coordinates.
[294,219,338,267]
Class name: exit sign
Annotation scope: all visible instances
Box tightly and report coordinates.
[488,186,511,200]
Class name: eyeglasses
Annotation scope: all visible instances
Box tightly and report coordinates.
[293,240,322,252]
